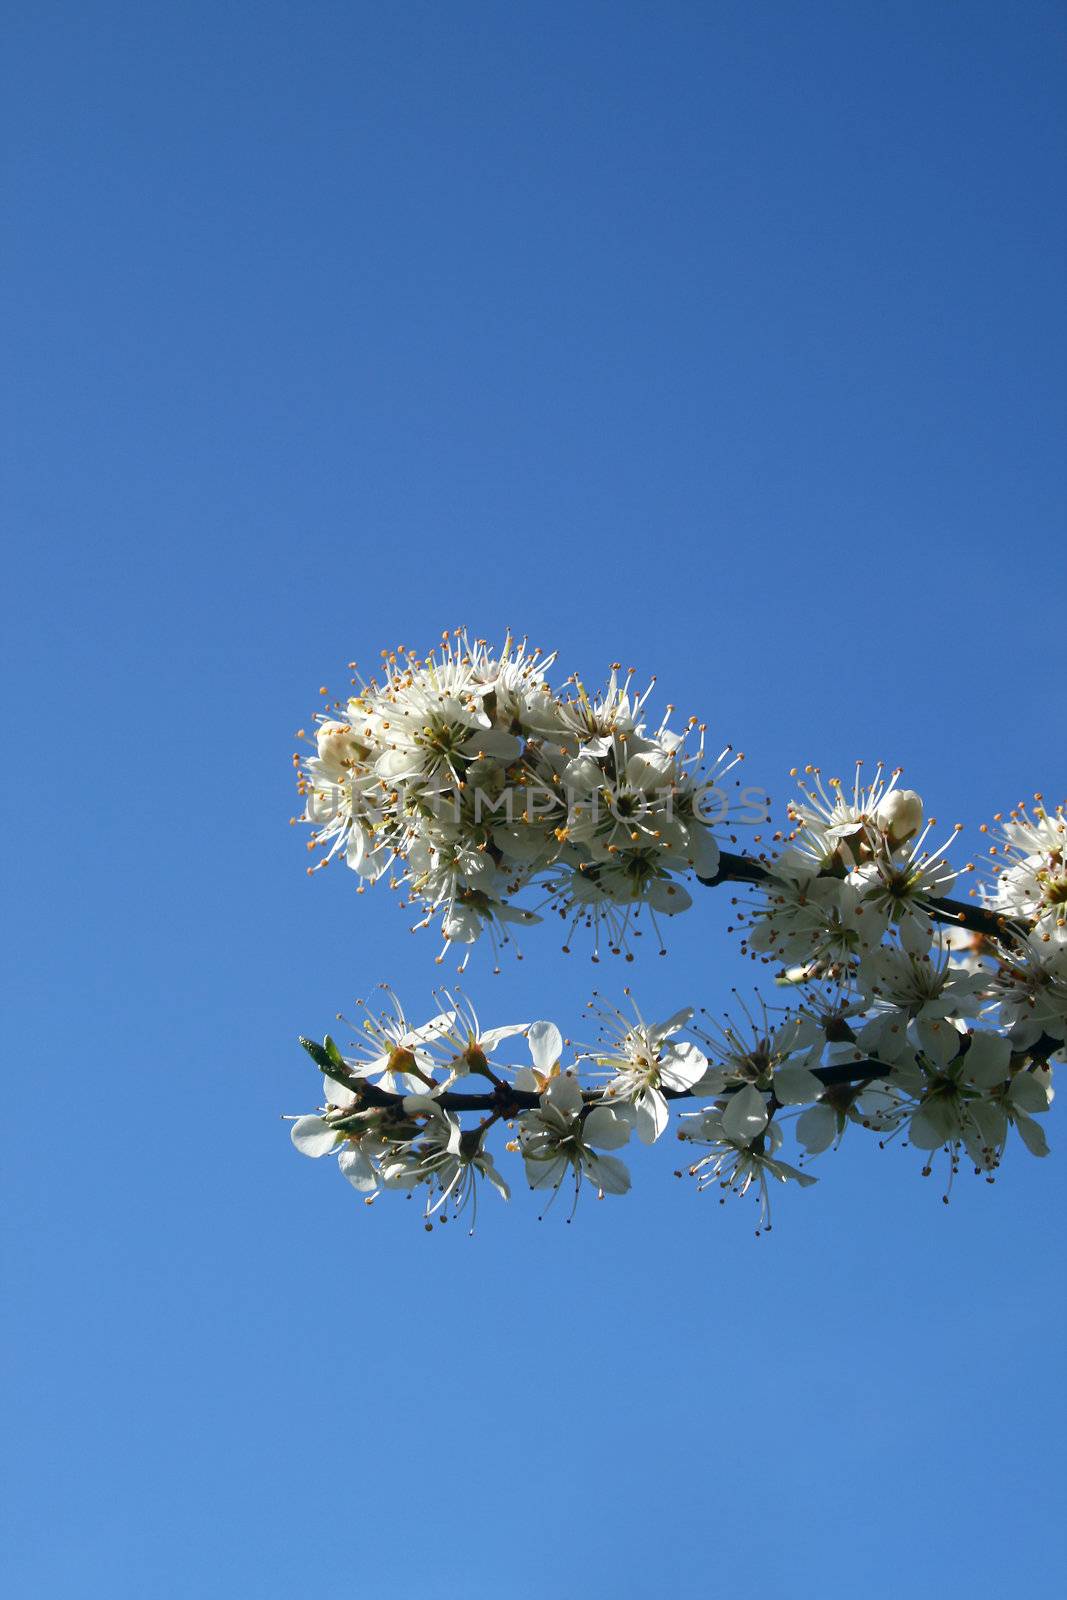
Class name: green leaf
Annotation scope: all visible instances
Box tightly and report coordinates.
[323,1035,345,1068]
[300,1036,333,1070]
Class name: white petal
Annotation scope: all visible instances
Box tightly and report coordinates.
[525,1153,570,1191]
[625,751,671,791]
[1009,1072,1052,1113]
[1013,1111,1050,1157]
[480,1157,512,1202]
[968,1099,1007,1153]
[461,730,523,761]
[631,1091,668,1145]
[544,1072,582,1116]
[654,1007,693,1042]
[528,1020,563,1074]
[322,1072,359,1109]
[796,1102,838,1154]
[337,1145,378,1191]
[721,1084,769,1144]
[492,824,551,864]
[659,1040,709,1091]
[290,1115,341,1158]
[773,1065,824,1106]
[356,847,391,881]
[585,1153,631,1195]
[908,1100,956,1149]
[856,1012,908,1061]
[645,878,692,915]
[494,904,542,926]
[686,824,720,877]
[899,915,931,956]
[478,1023,529,1051]
[583,1104,633,1150]
[688,1067,727,1097]
[915,1017,963,1067]
[764,1157,818,1188]
[960,1032,1011,1088]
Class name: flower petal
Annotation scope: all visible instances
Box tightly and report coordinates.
[645,878,692,915]
[337,1145,378,1191]
[585,1153,631,1195]
[1009,1072,1052,1113]
[528,1020,563,1075]
[1013,1110,1050,1157]
[773,1065,824,1106]
[632,1091,668,1145]
[915,1018,963,1067]
[659,1041,708,1091]
[960,1032,1011,1088]
[322,1072,359,1109]
[290,1115,341,1158]
[721,1084,768,1145]
[583,1104,632,1149]
[796,1102,838,1154]
[479,1023,529,1051]
[544,1072,583,1117]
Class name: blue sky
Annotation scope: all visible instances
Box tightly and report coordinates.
[3,3,1065,1596]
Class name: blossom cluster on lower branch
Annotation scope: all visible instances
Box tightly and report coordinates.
[289,984,1057,1233]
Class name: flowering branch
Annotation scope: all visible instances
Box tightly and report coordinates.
[302,1024,1036,1113]
[300,1034,986,1115]
[287,630,1064,1232]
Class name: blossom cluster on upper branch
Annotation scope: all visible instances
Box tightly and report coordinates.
[294,629,752,963]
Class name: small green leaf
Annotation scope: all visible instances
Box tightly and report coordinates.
[300,1036,332,1070]
[323,1035,345,1068]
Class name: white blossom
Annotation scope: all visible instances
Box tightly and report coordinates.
[289,1110,388,1195]
[876,1030,1053,1174]
[691,998,824,1104]
[584,994,710,1143]
[854,936,986,1063]
[787,763,918,871]
[422,989,529,1083]
[516,1074,632,1209]
[679,1106,817,1230]
[337,988,456,1093]
[985,800,1067,933]
[381,1096,511,1230]
[743,864,887,974]
[989,930,1067,1047]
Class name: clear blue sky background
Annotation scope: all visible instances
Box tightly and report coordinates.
[3,4,1065,1596]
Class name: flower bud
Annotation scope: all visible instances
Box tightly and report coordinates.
[876,788,923,845]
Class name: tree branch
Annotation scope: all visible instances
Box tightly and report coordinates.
[315,1053,905,1119]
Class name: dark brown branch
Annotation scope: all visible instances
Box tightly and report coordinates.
[312,1050,897,1119]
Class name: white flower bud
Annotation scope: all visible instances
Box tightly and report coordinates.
[875,787,923,845]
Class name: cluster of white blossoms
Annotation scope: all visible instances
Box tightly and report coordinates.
[290,905,1060,1233]
[734,764,962,974]
[982,798,1067,936]
[289,635,1062,1233]
[295,631,750,963]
